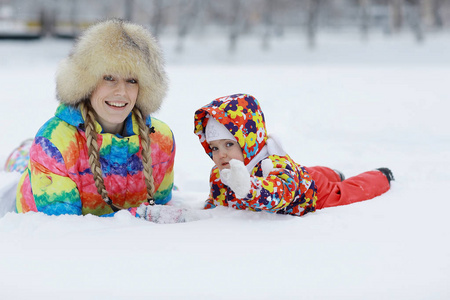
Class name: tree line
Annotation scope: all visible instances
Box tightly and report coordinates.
[1,0,448,49]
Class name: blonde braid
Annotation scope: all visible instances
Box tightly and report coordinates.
[80,102,123,211]
[133,106,156,204]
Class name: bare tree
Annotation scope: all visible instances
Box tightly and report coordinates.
[176,0,201,52]
[151,0,165,37]
[406,0,424,42]
[432,0,444,28]
[228,0,243,53]
[389,0,404,33]
[422,0,444,29]
[262,0,275,50]
[124,0,135,21]
[39,0,56,37]
[69,0,78,37]
[359,0,371,40]
[306,0,321,49]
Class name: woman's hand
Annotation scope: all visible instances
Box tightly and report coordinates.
[130,203,211,223]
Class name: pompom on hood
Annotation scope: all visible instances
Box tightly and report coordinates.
[56,18,168,117]
[194,94,267,166]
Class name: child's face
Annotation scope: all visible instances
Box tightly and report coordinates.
[209,139,244,170]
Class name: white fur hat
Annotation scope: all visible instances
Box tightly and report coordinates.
[205,117,235,143]
[56,19,168,117]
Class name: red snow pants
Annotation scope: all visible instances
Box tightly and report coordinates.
[305,166,390,210]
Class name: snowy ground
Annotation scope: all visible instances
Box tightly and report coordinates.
[1,31,449,299]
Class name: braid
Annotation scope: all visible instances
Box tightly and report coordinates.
[133,106,155,204]
[80,102,120,209]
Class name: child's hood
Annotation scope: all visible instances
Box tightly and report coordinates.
[194,93,267,165]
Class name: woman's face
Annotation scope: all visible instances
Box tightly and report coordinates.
[90,75,139,134]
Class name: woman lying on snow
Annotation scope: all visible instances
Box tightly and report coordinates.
[11,19,190,223]
[194,94,394,216]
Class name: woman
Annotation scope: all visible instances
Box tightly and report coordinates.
[15,19,175,218]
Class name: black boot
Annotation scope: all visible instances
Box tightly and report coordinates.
[377,168,394,185]
[333,169,345,181]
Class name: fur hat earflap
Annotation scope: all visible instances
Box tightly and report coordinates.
[56,19,168,117]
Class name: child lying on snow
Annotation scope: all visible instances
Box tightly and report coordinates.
[194,93,394,216]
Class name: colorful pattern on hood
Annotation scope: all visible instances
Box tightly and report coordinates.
[195,94,267,166]
[16,103,175,216]
[194,94,317,216]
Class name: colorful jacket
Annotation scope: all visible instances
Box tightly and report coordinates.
[194,94,317,216]
[16,104,175,216]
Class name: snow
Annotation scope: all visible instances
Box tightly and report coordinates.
[1,31,450,299]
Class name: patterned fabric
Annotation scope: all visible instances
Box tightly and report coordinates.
[194,94,317,216]
[16,104,175,216]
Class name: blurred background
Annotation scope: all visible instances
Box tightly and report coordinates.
[0,0,448,51]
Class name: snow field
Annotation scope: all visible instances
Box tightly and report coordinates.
[1,32,449,299]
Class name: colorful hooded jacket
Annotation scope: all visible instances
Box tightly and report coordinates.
[16,103,175,216]
[194,94,317,216]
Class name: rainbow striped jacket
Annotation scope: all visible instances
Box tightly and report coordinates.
[16,104,175,216]
[194,94,317,216]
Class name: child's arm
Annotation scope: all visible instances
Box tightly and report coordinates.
[210,157,312,214]
[247,164,301,212]
[203,167,229,210]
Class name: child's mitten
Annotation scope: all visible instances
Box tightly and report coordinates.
[219,159,251,199]
[261,158,274,178]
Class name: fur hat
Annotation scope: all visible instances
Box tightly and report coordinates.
[56,19,168,117]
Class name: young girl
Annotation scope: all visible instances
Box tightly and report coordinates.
[194,93,394,216]
[13,19,178,221]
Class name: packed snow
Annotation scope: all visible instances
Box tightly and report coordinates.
[1,31,449,299]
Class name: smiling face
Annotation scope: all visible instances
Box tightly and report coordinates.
[209,139,244,171]
[89,75,139,134]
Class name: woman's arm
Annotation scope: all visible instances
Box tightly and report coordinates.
[16,137,82,215]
